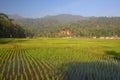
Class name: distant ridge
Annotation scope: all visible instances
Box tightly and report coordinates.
[42,14,89,23]
[10,14,89,24]
[8,14,23,19]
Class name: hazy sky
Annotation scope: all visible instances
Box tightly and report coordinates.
[0,0,120,18]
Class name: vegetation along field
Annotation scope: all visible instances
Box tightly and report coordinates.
[0,38,120,80]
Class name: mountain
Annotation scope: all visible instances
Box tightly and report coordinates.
[13,14,89,24]
[9,14,120,38]
[8,14,23,19]
[42,14,89,23]
[13,14,90,29]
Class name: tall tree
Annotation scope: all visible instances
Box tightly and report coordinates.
[0,13,26,38]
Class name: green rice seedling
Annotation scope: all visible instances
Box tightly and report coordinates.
[0,38,120,80]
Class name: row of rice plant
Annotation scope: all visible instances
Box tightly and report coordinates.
[27,49,58,80]
[0,38,120,80]
[27,47,120,80]
[0,47,58,80]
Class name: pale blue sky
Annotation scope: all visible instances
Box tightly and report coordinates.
[0,0,120,18]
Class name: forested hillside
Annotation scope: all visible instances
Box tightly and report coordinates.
[61,17,120,37]
[13,14,120,38]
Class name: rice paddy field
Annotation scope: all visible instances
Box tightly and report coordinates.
[0,38,120,80]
